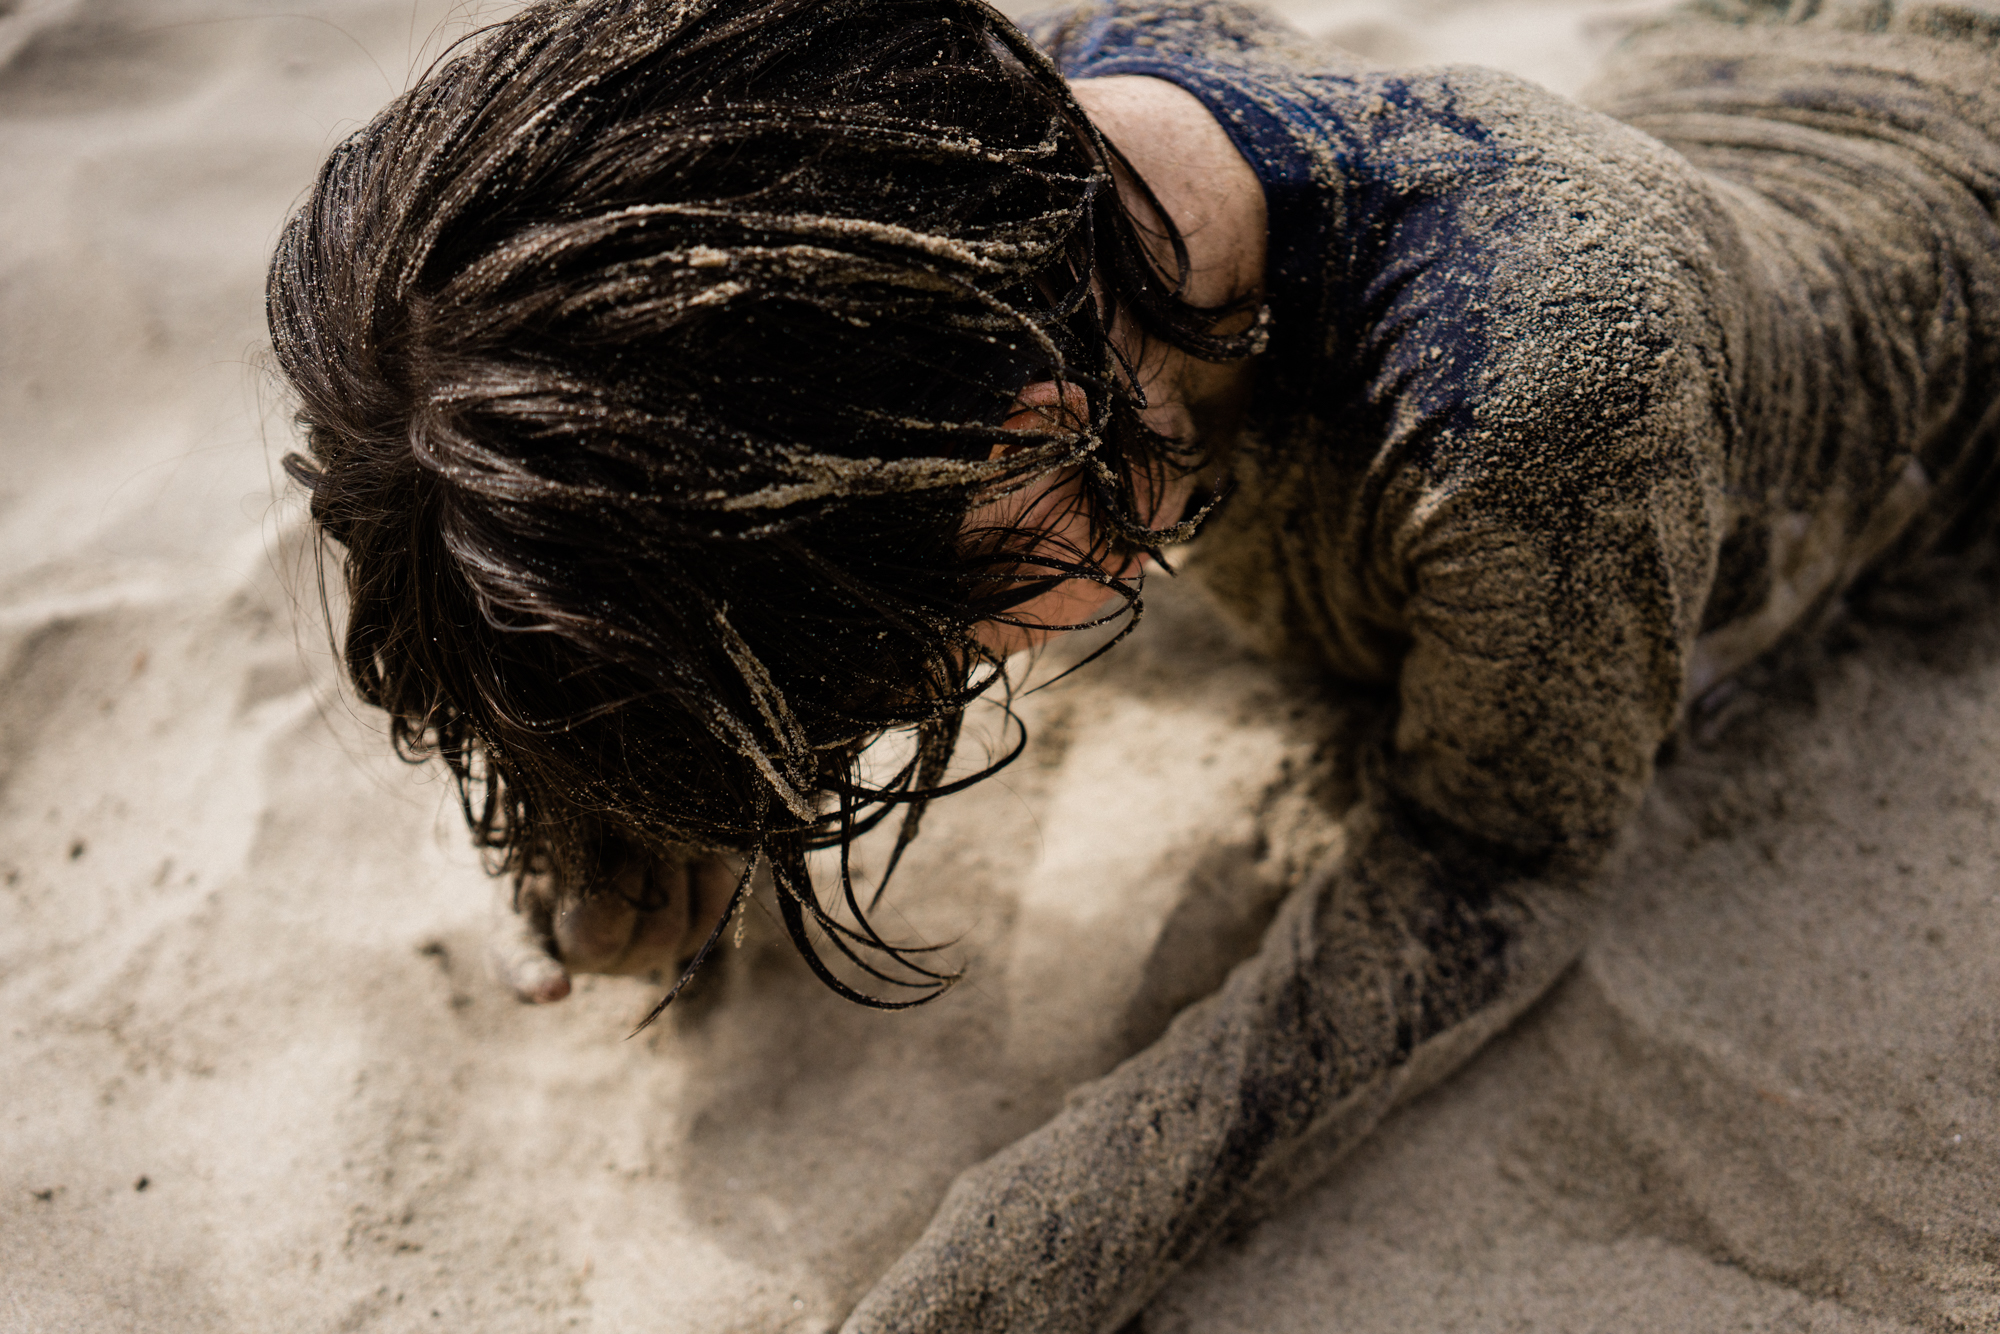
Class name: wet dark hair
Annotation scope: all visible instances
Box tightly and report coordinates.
[268,0,1256,1014]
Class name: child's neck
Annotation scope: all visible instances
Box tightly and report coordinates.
[1071,74,1267,470]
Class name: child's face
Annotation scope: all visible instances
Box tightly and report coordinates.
[967,381,1197,657]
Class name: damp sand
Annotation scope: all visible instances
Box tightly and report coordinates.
[0,1,1994,1331]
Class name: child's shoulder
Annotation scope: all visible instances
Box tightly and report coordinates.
[1015,0,1361,78]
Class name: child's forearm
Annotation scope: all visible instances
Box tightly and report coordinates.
[842,798,1601,1334]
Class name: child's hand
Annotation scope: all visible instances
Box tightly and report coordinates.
[488,854,740,1003]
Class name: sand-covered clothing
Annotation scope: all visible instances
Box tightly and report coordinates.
[1031,0,2000,866]
[843,8,2000,1332]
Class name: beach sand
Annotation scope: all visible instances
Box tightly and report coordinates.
[1,1,1993,1330]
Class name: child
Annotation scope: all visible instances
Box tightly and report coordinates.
[268,0,2000,1327]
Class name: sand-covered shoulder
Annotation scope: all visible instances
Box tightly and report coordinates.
[1,2,1992,1331]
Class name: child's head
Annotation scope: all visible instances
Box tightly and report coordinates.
[269,0,1239,1003]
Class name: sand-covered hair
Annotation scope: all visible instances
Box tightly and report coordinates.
[267,0,1253,1012]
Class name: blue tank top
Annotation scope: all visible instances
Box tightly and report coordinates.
[1028,3,1513,456]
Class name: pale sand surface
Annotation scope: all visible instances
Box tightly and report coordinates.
[1,2,1994,1330]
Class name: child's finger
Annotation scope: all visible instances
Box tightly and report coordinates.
[619,862,693,975]
[489,891,572,1003]
[553,892,640,974]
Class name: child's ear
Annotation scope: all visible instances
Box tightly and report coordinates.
[994,380,1091,454]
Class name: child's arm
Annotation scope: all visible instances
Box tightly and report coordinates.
[843,449,1712,1333]
[842,799,1599,1334]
